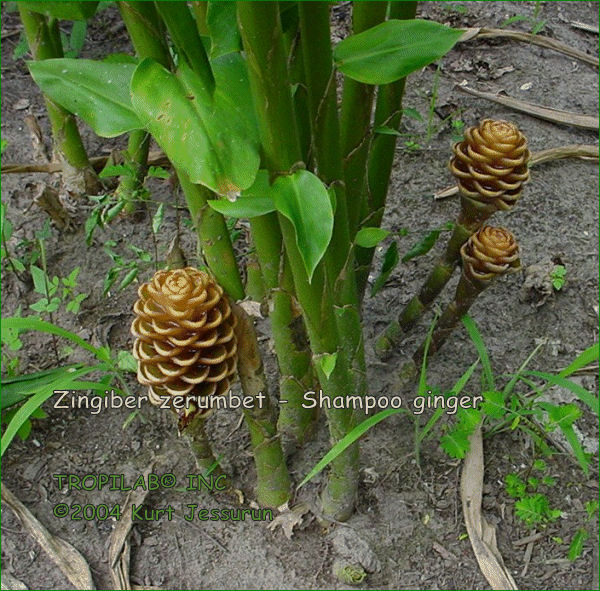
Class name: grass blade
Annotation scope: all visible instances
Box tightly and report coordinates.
[296,407,407,490]
[462,314,494,391]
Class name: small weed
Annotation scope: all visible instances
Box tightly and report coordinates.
[501,0,547,35]
[551,264,566,291]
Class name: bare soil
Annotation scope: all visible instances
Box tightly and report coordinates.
[1,2,598,590]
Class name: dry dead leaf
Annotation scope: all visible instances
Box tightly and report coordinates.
[1,485,95,590]
[266,502,310,539]
[1,573,28,590]
[461,424,518,590]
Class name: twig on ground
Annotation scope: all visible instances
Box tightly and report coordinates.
[459,27,599,67]
[456,83,599,129]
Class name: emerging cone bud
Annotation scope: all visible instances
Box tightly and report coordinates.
[460,226,520,281]
[450,119,530,211]
[131,267,237,421]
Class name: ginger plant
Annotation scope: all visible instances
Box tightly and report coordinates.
[27,1,469,520]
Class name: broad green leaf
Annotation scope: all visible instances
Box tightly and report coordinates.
[371,240,399,296]
[206,1,241,58]
[131,58,259,195]
[20,1,98,20]
[355,227,389,248]
[270,170,333,281]
[208,169,275,217]
[118,268,138,291]
[334,19,463,85]
[28,59,141,137]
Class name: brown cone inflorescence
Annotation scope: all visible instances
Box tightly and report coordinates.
[450,119,530,211]
[131,267,237,422]
[460,226,520,282]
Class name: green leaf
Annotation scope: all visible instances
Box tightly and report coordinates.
[1,317,102,359]
[152,203,165,234]
[374,125,403,136]
[334,19,463,85]
[19,1,98,20]
[371,240,399,296]
[30,265,48,295]
[117,350,138,373]
[118,268,138,291]
[402,227,444,263]
[504,473,526,498]
[28,59,141,137]
[462,315,495,391]
[402,107,423,121]
[99,164,134,178]
[526,370,598,416]
[131,58,259,195]
[1,364,83,410]
[270,170,333,282]
[297,407,406,490]
[1,365,107,456]
[208,197,275,218]
[85,209,100,246]
[317,353,338,380]
[69,20,87,55]
[440,427,470,459]
[568,528,588,561]
[147,166,170,179]
[532,459,547,471]
[355,227,390,248]
[558,343,599,379]
[481,390,505,419]
[206,1,241,58]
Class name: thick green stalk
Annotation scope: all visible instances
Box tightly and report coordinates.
[297,3,367,423]
[19,7,101,196]
[117,2,172,211]
[339,1,388,237]
[232,303,290,508]
[250,214,316,448]
[178,172,245,300]
[355,1,418,301]
[238,2,360,520]
[154,1,214,90]
[375,199,494,359]
[413,272,486,366]
[181,415,228,479]
[244,249,266,302]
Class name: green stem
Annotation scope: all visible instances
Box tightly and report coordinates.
[181,415,227,478]
[117,2,172,211]
[232,303,290,508]
[339,1,388,237]
[375,201,494,360]
[19,7,101,196]
[238,2,360,520]
[244,248,266,302]
[355,1,418,301]
[413,272,487,366]
[177,172,245,300]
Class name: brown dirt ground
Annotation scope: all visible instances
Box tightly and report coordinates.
[1,2,598,590]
